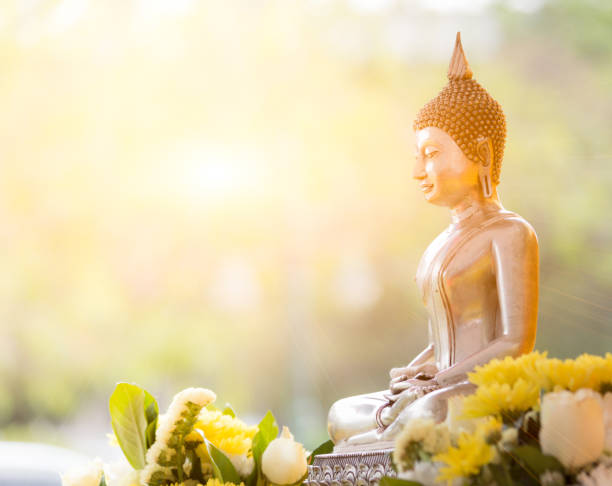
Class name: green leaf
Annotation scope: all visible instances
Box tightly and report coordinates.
[206,440,241,483]
[307,440,334,465]
[416,450,432,463]
[511,445,564,476]
[222,403,236,418]
[246,458,259,486]
[144,390,159,424]
[98,474,107,486]
[145,419,157,450]
[255,474,267,486]
[252,410,278,469]
[189,450,205,483]
[143,389,159,450]
[109,383,149,469]
[507,467,540,486]
[379,477,423,486]
[488,463,515,486]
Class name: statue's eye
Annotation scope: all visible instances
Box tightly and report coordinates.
[424,147,439,158]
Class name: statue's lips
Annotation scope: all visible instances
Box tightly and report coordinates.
[420,183,434,193]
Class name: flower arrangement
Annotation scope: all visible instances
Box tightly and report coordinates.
[61,383,333,486]
[386,352,612,486]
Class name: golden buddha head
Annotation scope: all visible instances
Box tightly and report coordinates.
[413,33,506,207]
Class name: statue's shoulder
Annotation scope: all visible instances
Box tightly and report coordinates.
[425,226,453,253]
[416,228,451,277]
[486,210,538,248]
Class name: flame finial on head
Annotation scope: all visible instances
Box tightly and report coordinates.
[447,32,472,81]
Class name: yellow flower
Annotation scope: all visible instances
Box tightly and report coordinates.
[476,416,503,441]
[468,351,547,387]
[190,409,257,466]
[445,395,491,438]
[468,351,612,394]
[204,479,245,486]
[169,481,245,486]
[434,418,501,483]
[461,379,540,422]
[534,353,612,392]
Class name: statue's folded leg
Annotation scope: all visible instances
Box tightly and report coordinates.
[327,391,388,445]
[328,389,423,449]
[328,381,477,448]
[381,380,476,439]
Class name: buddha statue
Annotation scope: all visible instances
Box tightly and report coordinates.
[327,33,539,451]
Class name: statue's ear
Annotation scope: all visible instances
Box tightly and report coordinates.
[476,137,493,167]
[476,137,493,198]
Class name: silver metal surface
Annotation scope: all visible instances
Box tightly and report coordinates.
[305,449,395,486]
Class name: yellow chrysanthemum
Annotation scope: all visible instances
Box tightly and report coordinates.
[205,479,245,486]
[468,351,612,394]
[534,353,612,392]
[187,409,257,460]
[474,416,503,440]
[461,379,540,422]
[468,351,548,387]
[434,418,501,483]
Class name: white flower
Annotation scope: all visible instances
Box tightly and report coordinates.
[104,459,140,486]
[398,461,459,486]
[141,388,216,485]
[577,461,612,486]
[397,461,438,485]
[172,388,217,409]
[393,418,450,473]
[602,393,612,452]
[500,427,518,448]
[540,470,565,486]
[61,458,104,486]
[261,426,308,485]
[540,389,605,470]
[228,452,254,477]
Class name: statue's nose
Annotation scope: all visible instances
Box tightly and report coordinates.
[413,159,426,180]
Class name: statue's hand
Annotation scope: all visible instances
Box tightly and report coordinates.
[389,375,412,395]
[386,375,440,401]
[389,364,439,393]
[389,366,413,379]
[389,363,438,379]
[406,375,441,395]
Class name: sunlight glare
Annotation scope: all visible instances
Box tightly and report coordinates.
[171,143,264,206]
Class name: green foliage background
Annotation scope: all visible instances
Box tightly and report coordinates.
[0,0,610,451]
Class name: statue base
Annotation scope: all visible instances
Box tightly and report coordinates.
[305,449,395,486]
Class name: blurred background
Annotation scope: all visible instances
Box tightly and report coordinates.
[1,0,611,464]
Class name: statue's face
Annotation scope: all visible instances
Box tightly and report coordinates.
[413,126,479,208]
